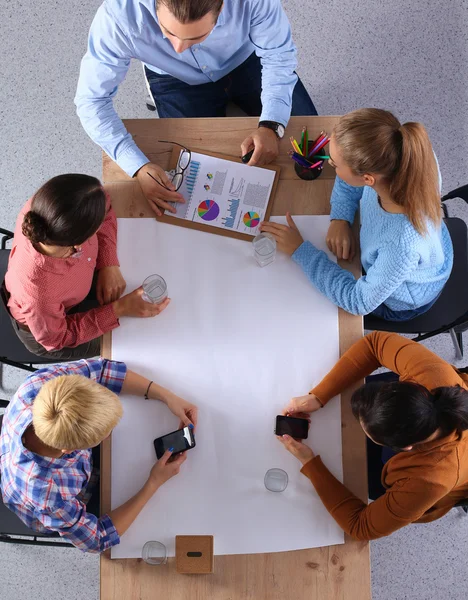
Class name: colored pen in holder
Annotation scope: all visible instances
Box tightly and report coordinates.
[289,129,330,181]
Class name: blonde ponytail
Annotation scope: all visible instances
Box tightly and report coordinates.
[391,122,441,234]
[334,109,441,234]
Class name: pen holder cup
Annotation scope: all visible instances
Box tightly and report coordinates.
[294,140,325,181]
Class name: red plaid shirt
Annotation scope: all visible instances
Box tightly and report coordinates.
[5,193,120,350]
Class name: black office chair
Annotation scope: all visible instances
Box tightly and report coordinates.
[0,400,71,546]
[0,227,59,373]
[364,184,468,359]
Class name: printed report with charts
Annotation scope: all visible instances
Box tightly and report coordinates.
[167,151,277,237]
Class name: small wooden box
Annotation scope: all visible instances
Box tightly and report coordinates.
[175,535,214,574]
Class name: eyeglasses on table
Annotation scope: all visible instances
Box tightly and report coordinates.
[147,140,191,192]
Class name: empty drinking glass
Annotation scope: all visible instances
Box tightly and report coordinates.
[252,233,276,267]
[142,541,167,565]
[142,274,168,304]
[264,468,288,492]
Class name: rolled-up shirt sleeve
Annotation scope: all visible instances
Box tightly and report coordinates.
[74,3,149,177]
[39,498,120,553]
[249,0,298,127]
[84,357,128,394]
[24,296,119,351]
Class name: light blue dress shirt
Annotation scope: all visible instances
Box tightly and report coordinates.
[75,0,298,176]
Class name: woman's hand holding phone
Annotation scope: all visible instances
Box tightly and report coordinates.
[148,449,187,491]
[277,434,315,466]
[278,395,319,467]
[163,393,198,429]
[282,393,322,416]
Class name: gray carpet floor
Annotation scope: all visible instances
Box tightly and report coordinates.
[1,1,468,598]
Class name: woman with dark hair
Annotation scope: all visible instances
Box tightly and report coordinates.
[277,331,468,540]
[4,174,169,360]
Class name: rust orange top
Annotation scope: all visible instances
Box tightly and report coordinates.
[301,332,468,540]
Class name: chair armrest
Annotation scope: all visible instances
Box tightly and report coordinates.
[0,228,14,250]
[442,184,468,204]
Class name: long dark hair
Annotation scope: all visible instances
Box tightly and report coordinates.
[351,381,468,448]
[22,174,106,246]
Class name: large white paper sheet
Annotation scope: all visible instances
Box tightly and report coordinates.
[111,216,344,558]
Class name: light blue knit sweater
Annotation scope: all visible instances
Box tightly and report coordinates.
[292,176,453,316]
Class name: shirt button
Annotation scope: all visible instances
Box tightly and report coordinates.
[202,65,207,70]
[87,258,91,262]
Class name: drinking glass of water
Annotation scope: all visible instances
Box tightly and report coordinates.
[141,274,168,304]
[142,541,167,565]
[252,233,276,267]
[264,468,288,492]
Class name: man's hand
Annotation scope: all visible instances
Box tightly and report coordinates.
[326,220,356,261]
[113,288,171,318]
[148,450,187,490]
[241,127,279,167]
[96,266,127,305]
[163,393,198,429]
[282,394,322,416]
[259,212,304,255]
[136,163,185,217]
[277,434,315,466]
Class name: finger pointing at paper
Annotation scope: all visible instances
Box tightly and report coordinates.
[260,212,304,256]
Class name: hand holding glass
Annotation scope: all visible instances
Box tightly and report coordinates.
[142,274,168,304]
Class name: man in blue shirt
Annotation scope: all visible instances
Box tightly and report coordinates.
[75,0,316,217]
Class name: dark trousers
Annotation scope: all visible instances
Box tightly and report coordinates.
[371,295,440,322]
[146,52,318,119]
[10,275,101,361]
[365,371,399,500]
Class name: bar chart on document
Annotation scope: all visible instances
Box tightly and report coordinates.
[168,151,276,236]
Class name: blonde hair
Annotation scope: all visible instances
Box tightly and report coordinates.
[32,375,123,450]
[333,108,441,234]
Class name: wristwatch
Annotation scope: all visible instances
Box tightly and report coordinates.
[258,121,285,139]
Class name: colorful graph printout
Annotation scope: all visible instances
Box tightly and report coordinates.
[184,161,200,198]
[168,151,276,236]
[198,200,220,221]
[243,211,260,228]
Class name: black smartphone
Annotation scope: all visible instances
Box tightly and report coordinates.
[241,149,254,163]
[275,415,309,439]
[154,426,196,460]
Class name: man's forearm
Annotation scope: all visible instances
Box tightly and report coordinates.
[74,1,149,178]
[75,92,149,177]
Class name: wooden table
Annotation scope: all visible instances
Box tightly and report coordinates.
[101,116,370,600]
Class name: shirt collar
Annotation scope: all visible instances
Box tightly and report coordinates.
[25,444,90,469]
[24,239,86,274]
[19,417,90,469]
[215,7,225,28]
